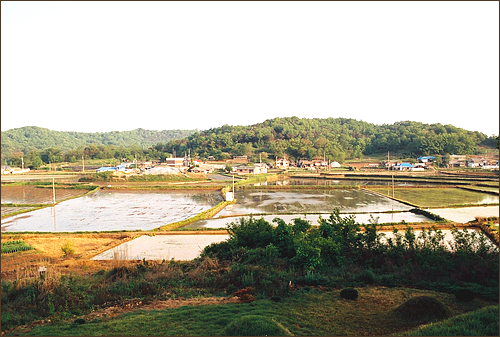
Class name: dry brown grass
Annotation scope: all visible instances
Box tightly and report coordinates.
[1,232,139,282]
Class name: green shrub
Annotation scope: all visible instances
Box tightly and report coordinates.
[227,217,274,249]
[340,287,359,300]
[454,288,475,302]
[223,315,292,336]
[61,241,75,256]
[73,318,86,325]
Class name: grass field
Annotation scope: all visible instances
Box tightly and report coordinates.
[400,305,499,336]
[367,187,499,208]
[9,287,496,336]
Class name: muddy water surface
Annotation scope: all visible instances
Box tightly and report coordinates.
[216,189,413,217]
[1,190,223,232]
[429,206,499,223]
[185,212,433,229]
[269,178,443,187]
[1,185,88,204]
[92,234,229,260]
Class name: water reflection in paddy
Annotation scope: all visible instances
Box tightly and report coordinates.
[185,212,432,229]
[92,234,230,261]
[215,189,412,217]
[269,178,444,187]
[1,190,223,232]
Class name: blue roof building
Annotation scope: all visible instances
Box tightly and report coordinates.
[417,156,435,162]
[96,165,128,173]
[96,166,117,172]
[393,162,414,171]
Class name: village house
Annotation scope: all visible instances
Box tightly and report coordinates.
[96,164,127,173]
[417,156,435,166]
[275,157,290,169]
[190,164,215,174]
[235,165,266,175]
[443,155,467,168]
[392,162,414,171]
[166,158,185,168]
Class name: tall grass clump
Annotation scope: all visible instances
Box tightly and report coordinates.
[1,240,34,254]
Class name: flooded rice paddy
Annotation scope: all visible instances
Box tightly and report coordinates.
[92,234,230,261]
[430,206,500,223]
[1,190,223,232]
[184,212,432,229]
[1,185,89,204]
[215,189,413,217]
[268,178,444,187]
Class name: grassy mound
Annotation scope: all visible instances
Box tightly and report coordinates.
[223,315,293,336]
[393,296,451,323]
[400,305,499,336]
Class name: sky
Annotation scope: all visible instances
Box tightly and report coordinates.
[1,1,499,136]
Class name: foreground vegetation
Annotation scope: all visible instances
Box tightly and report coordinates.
[12,289,499,336]
[2,210,498,335]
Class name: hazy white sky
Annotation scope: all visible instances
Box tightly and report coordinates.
[1,1,499,135]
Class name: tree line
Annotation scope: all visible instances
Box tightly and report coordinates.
[166,117,497,162]
[1,118,497,168]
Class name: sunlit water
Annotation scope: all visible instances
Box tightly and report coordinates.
[429,206,499,223]
[215,189,413,217]
[185,212,432,229]
[92,234,230,261]
[1,190,223,232]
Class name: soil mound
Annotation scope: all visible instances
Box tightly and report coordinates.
[393,296,451,322]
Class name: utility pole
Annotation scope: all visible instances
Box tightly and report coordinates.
[21,157,24,170]
[82,155,85,173]
[52,178,56,204]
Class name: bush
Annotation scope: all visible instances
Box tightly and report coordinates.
[340,287,359,300]
[394,296,451,322]
[454,288,475,302]
[227,217,274,249]
[73,318,86,325]
[61,241,75,256]
[223,315,292,336]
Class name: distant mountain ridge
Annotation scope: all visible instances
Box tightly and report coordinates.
[1,119,497,162]
[1,126,196,155]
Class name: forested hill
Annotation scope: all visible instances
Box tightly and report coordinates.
[1,119,497,165]
[1,126,196,155]
[163,117,497,162]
